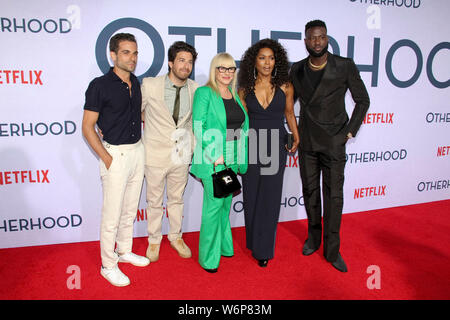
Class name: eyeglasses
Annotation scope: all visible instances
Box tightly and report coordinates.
[216,66,237,73]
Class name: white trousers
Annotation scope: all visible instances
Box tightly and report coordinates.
[145,164,189,244]
[99,140,144,268]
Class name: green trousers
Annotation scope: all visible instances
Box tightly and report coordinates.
[198,140,239,269]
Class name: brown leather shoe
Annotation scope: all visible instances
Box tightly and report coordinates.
[146,243,160,262]
[170,239,192,258]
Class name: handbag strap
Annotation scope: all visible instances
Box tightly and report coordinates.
[213,161,228,173]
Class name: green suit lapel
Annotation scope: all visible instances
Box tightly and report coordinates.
[209,87,248,131]
[209,89,228,132]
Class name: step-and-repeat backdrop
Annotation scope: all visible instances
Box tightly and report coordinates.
[1,0,449,248]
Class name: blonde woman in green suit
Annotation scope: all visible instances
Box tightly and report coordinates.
[191,53,249,273]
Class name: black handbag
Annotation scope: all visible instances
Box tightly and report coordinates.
[212,164,241,198]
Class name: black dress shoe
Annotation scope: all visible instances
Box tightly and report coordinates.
[302,241,318,256]
[258,259,268,267]
[203,267,218,273]
[330,253,348,273]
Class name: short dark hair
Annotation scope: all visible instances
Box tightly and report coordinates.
[305,20,327,34]
[109,33,137,53]
[167,41,198,71]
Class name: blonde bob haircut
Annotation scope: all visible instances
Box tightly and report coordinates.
[206,52,238,100]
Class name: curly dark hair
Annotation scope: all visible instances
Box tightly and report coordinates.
[238,38,290,98]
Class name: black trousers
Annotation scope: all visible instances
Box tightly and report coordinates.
[299,148,346,262]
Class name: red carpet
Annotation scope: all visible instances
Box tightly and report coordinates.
[0,200,449,300]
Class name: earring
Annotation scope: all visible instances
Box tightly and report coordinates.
[254,68,257,80]
[272,68,277,78]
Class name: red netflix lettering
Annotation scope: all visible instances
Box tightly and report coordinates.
[0,69,43,85]
[285,155,299,168]
[363,113,394,124]
[354,185,387,199]
[4,172,12,184]
[136,209,147,222]
[0,170,50,185]
[41,169,49,182]
[4,70,11,83]
[20,70,28,84]
[29,170,36,183]
[437,146,450,157]
[12,70,19,83]
[20,171,27,183]
[12,171,20,183]
[34,70,43,85]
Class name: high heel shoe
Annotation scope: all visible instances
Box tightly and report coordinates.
[258,259,268,267]
[203,267,218,273]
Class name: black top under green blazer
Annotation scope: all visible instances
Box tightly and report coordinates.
[190,86,249,179]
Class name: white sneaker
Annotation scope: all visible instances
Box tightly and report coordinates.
[118,252,150,267]
[100,265,130,287]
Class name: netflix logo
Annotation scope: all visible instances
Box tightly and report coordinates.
[354,185,386,199]
[0,69,43,85]
[363,113,394,124]
[0,170,49,185]
[437,146,450,157]
[285,155,299,168]
[135,207,169,222]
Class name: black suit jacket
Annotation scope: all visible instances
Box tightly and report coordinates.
[290,53,370,153]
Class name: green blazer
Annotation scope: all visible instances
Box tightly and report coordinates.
[190,85,249,179]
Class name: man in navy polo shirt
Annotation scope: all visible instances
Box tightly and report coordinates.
[82,33,149,287]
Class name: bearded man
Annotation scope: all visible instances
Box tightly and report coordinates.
[290,20,370,272]
[141,41,198,262]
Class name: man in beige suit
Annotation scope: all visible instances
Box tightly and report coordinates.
[141,41,198,262]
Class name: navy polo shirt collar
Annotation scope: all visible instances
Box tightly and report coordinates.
[106,67,138,83]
